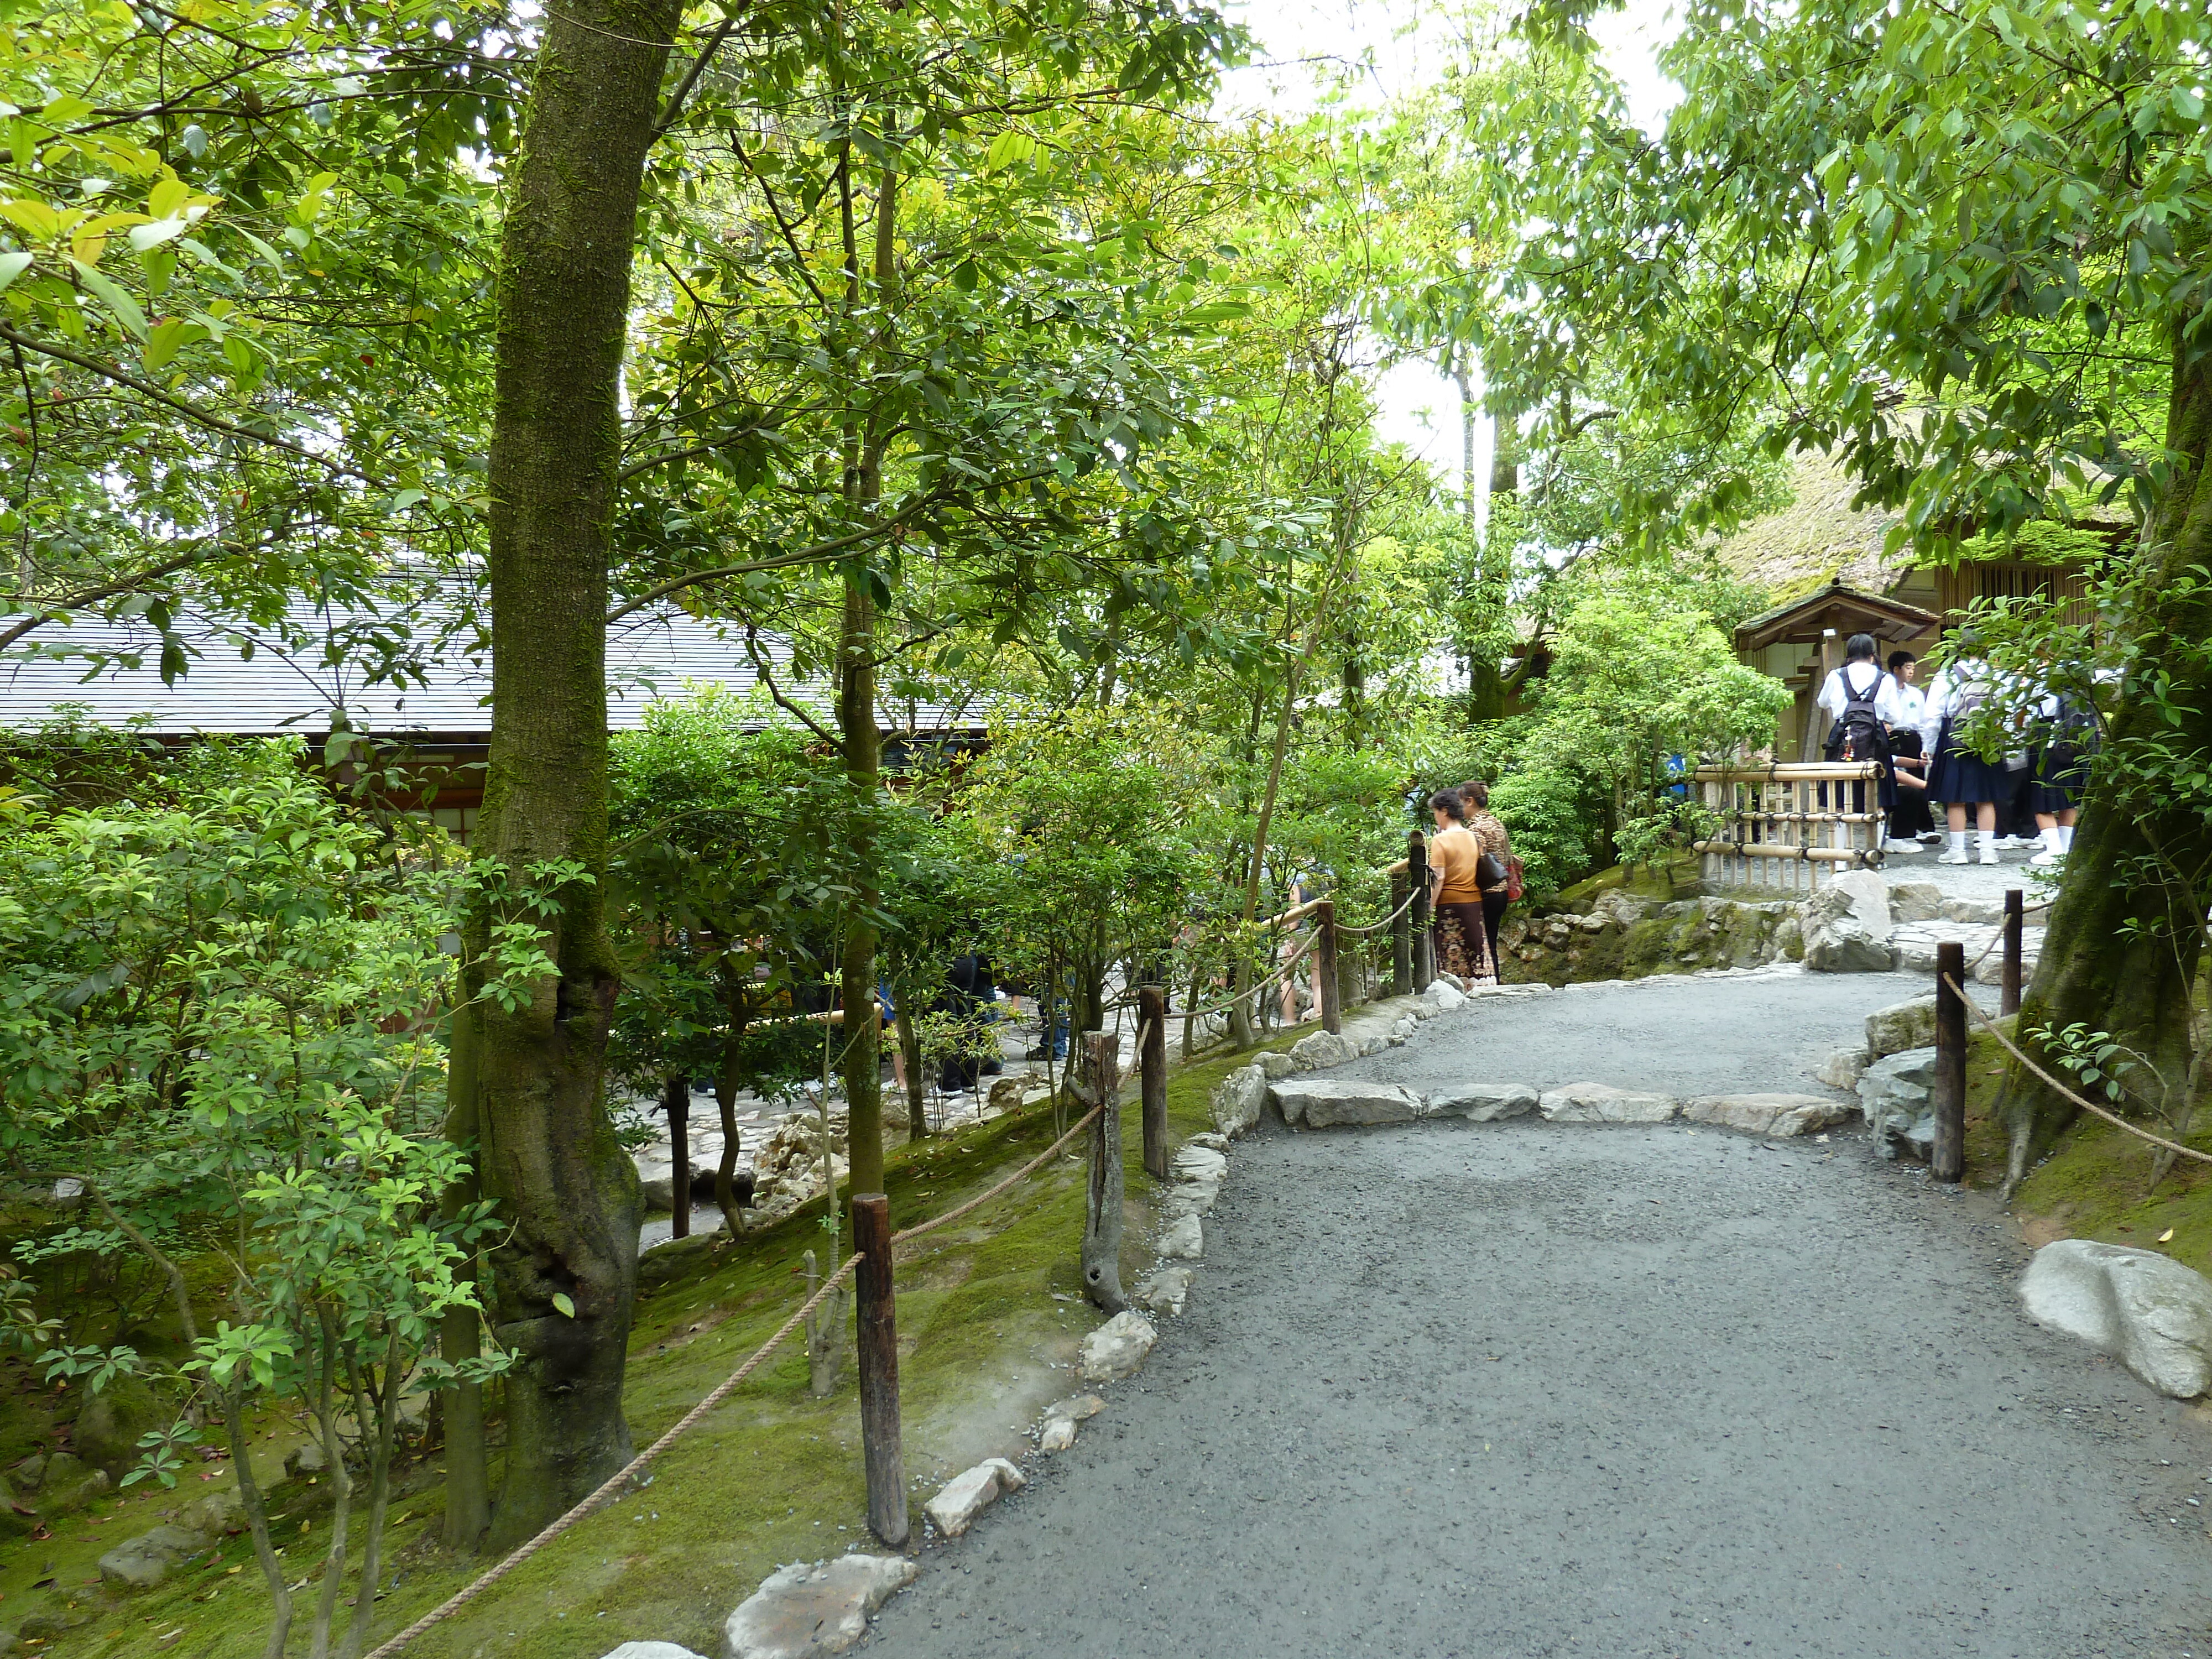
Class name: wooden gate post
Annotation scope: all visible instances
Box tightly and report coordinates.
[1314,900,1340,1034]
[1079,1031,1125,1312]
[662,1075,691,1239]
[1933,942,1967,1183]
[1138,984,1168,1182]
[850,1193,907,1546]
[1389,869,1410,996]
[2001,889,2023,1017]
[1407,830,1433,992]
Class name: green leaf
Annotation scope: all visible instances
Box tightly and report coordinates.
[551,1292,576,1318]
[67,258,147,339]
[0,250,30,292]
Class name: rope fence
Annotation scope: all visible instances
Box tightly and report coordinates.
[1939,972,2212,1168]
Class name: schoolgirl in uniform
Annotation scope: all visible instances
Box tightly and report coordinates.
[1816,634,1908,839]
[1884,650,1938,846]
[2028,685,2093,868]
[1918,636,2007,864]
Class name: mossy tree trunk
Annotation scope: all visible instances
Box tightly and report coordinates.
[465,0,677,1551]
[2001,321,2212,1185]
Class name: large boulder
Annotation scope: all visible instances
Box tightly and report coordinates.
[1683,1093,1856,1138]
[1858,1047,1936,1157]
[1157,1215,1203,1259]
[723,1556,919,1659]
[922,1458,1025,1539]
[1258,1051,1297,1080]
[97,1522,210,1589]
[73,1377,168,1481]
[1079,1311,1157,1382]
[604,1645,711,1659]
[1287,1030,1357,1071]
[2021,1239,2212,1399]
[1207,1065,1266,1139]
[1270,1078,1422,1129]
[1814,1046,1870,1091]
[1801,871,1897,973]
[1538,1083,1679,1124]
[1425,1083,1541,1122]
[1865,995,1939,1058]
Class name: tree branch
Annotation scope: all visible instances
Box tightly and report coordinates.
[742,623,838,743]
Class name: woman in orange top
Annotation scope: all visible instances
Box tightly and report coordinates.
[1426,790,1493,981]
[1458,779,1514,980]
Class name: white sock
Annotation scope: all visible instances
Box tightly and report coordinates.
[2058,826,2074,852]
[1949,831,1968,854]
[2041,827,2062,856]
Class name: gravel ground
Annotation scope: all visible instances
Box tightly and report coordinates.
[865,971,2211,1659]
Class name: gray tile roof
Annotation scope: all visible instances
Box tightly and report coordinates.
[1,601,982,739]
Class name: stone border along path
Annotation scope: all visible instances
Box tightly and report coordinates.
[830,964,2210,1659]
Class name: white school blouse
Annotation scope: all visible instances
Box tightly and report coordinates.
[1815,661,1910,727]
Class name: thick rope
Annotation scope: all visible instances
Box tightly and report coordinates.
[362,1255,860,1659]
[1940,973,2212,1167]
[893,1101,1107,1245]
[1333,884,1421,937]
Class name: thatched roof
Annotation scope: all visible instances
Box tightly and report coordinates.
[1712,447,1907,604]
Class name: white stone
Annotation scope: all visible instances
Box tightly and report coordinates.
[1172,1145,1227,1184]
[1425,1083,1541,1122]
[922,1458,1026,1540]
[1865,995,1939,1058]
[2021,1239,2212,1399]
[1270,1078,1422,1129]
[1288,1029,1357,1070]
[1079,1311,1158,1382]
[1801,872,1897,972]
[1814,1047,1870,1091]
[1208,1065,1267,1139]
[1258,1051,1297,1079]
[1037,1418,1076,1452]
[1391,1015,1419,1041]
[1187,1132,1228,1152]
[1421,979,1468,1014]
[1887,879,1944,923]
[1682,1093,1856,1137]
[1537,1083,1679,1124]
[1162,1179,1219,1221]
[1157,1214,1203,1259]
[605,1646,710,1659]
[1942,896,2006,925]
[1360,1035,1391,1056]
[1136,1266,1191,1317]
[724,1556,918,1659]
[1044,1393,1105,1422]
[1858,1048,1935,1157]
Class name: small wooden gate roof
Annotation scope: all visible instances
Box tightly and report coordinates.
[1733,581,1939,657]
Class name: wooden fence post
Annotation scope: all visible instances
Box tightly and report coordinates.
[1079,1031,1125,1312]
[1407,830,1433,992]
[849,1194,907,1547]
[1138,985,1168,1183]
[1933,941,1967,1183]
[1314,900,1340,1034]
[662,1075,691,1240]
[2001,889,2023,1018]
[1389,869,1410,996]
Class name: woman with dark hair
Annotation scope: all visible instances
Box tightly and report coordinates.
[1918,632,2007,865]
[1458,779,1513,979]
[1884,650,1937,847]
[1425,790,1491,982]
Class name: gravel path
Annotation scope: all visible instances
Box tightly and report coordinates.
[867,971,2211,1659]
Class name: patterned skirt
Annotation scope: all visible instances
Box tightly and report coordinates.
[1432,900,1494,981]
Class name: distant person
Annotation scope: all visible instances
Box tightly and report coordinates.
[1277,872,1327,1026]
[1425,790,1491,982]
[1920,635,2007,865]
[1457,779,1514,980]
[1884,651,1938,848]
[937,953,1001,1093]
[2030,683,2093,867]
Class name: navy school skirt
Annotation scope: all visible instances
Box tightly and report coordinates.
[2033,742,2088,812]
[1926,719,2007,805]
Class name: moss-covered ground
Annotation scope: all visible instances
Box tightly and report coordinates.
[4,1030,1298,1658]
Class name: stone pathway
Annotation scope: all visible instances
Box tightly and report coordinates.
[862,970,2210,1659]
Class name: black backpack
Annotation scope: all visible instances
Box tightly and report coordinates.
[1823,666,1891,761]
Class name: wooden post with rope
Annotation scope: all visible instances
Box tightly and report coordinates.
[2001,889,2023,1018]
[1933,941,1968,1182]
[1079,1031,1125,1312]
[1407,830,1433,992]
[1315,900,1341,1035]
[1389,869,1410,995]
[1138,987,1168,1182]
[849,1193,907,1546]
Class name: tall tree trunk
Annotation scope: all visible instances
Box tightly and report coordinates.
[468,0,675,1550]
[2000,321,2212,1186]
